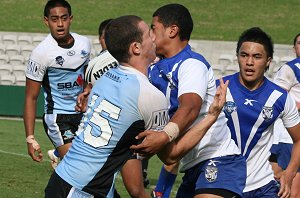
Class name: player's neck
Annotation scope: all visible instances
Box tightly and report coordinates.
[56,34,74,48]
[163,40,188,58]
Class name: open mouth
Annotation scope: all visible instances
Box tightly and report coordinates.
[245,69,254,75]
[57,29,65,34]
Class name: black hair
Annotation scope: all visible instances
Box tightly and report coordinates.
[105,15,143,63]
[153,3,193,41]
[293,33,300,46]
[236,27,274,59]
[98,19,114,37]
[44,0,72,17]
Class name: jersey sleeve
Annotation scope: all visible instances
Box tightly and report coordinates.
[273,64,297,91]
[25,47,48,82]
[177,58,208,100]
[281,93,300,128]
[138,80,169,131]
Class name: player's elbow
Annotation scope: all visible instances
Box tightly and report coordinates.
[158,153,179,165]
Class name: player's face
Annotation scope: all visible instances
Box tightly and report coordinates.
[151,16,169,57]
[294,35,300,58]
[139,21,156,65]
[237,41,271,90]
[44,6,72,41]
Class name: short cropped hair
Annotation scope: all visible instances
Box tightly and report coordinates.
[98,19,113,37]
[105,15,143,63]
[293,33,300,46]
[44,0,72,17]
[153,3,193,41]
[236,27,274,59]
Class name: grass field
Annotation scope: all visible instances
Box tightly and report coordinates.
[1,0,300,44]
[0,119,183,197]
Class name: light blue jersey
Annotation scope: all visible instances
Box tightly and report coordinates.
[55,66,169,197]
[218,73,300,192]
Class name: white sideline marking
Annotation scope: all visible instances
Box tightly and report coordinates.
[0,149,51,162]
[0,149,173,194]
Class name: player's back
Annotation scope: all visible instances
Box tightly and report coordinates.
[55,65,169,197]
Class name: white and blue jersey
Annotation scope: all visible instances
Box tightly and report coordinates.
[55,66,169,197]
[149,45,240,172]
[274,57,300,105]
[26,33,91,114]
[218,73,300,192]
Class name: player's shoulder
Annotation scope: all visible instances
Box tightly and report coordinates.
[266,78,287,93]
[30,34,55,58]
[71,32,91,48]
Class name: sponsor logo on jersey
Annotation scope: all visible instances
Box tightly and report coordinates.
[244,99,258,106]
[62,129,75,140]
[55,56,65,66]
[224,101,237,115]
[81,49,89,58]
[27,59,40,77]
[105,71,120,82]
[262,106,273,121]
[67,50,75,56]
[57,74,84,90]
[151,110,169,130]
[205,160,219,182]
[92,61,118,81]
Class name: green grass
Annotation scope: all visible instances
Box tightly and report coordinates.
[0,119,183,197]
[1,0,299,44]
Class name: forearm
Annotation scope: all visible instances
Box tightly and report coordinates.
[169,106,199,136]
[158,114,217,165]
[23,98,37,137]
[286,140,300,176]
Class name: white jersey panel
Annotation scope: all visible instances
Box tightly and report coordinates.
[25,33,91,114]
[274,63,300,104]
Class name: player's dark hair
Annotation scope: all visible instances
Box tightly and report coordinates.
[236,27,274,59]
[98,19,113,37]
[44,0,72,17]
[153,3,193,41]
[293,33,300,46]
[105,15,143,63]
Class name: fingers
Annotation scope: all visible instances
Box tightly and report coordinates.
[29,149,43,162]
[134,131,148,140]
[217,78,229,106]
[278,175,291,198]
[75,93,88,112]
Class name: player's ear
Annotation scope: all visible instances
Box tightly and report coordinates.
[69,15,73,24]
[131,42,142,55]
[44,16,49,27]
[169,25,179,38]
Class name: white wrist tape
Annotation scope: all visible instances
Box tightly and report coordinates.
[163,122,180,142]
[26,135,40,150]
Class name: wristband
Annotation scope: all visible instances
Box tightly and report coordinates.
[26,135,40,150]
[163,122,180,142]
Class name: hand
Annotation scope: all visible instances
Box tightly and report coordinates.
[27,142,43,162]
[75,83,92,112]
[130,130,170,155]
[208,78,229,117]
[278,170,294,198]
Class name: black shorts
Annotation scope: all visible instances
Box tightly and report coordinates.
[45,171,72,198]
[43,113,83,148]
